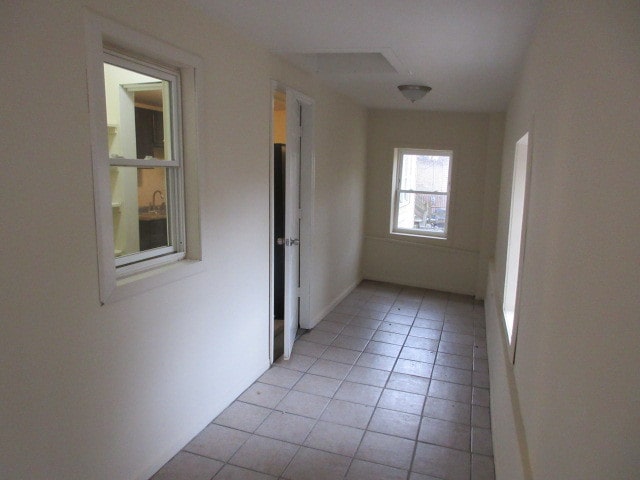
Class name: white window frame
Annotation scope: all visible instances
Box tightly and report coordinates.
[391,148,453,240]
[85,13,203,304]
[105,51,185,273]
[503,132,532,362]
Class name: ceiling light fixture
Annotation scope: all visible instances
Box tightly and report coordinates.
[398,84,431,103]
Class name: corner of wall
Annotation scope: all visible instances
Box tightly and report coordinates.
[310,277,361,327]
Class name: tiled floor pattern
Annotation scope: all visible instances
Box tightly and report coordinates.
[151,281,494,480]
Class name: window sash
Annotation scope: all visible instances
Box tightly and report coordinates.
[392,148,452,238]
[397,188,448,195]
[393,194,449,238]
[103,50,186,274]
[104,49,182,166]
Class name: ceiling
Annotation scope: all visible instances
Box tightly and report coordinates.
[186,0,543,111]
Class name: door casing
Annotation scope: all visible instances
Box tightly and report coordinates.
[269,82,315,362]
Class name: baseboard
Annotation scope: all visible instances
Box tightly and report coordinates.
[485,264,532,480]
[362,272,475,297]
[310,277,362,327]
[134,361,267,480]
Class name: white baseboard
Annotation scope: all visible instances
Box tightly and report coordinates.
[362,272,475,297]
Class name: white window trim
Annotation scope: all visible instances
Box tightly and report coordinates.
[105,49,186,272]
[502,132,532,363]
[391,147,453,240]
[85,12,203,304]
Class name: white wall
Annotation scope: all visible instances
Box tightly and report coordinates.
[363,109,504,297]
[309,85,367,322]
[487,1,640,478]
[0,1,366,479]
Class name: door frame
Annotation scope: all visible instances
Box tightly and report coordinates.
[269,81,315,362]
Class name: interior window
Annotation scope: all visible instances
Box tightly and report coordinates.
[391,148,453,239]
[103,54,184,272]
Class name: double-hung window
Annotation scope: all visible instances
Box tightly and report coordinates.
[391,148,453,239]
[86,13,201,304]
[103,51,185,274]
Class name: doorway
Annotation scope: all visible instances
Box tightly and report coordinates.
[270,84,314,363]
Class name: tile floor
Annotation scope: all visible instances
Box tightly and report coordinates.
[150,281,494,480]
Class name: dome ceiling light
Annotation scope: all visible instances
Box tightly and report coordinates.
[398,84,432,103]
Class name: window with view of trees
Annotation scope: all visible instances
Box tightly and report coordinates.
[391,148,453,239]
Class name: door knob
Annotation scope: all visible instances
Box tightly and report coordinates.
[276,237,285,245]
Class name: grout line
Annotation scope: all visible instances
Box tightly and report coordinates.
[156,283,494,480]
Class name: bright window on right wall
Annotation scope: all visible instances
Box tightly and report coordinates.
[391,148,453,239]
[503,132,531,361]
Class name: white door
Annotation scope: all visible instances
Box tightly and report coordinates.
[283,93,301,358]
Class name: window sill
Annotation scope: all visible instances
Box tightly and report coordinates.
[390,230,449,244]
[102,259,204,305]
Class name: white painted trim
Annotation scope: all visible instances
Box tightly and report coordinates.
[283,89,301,359]
[268,80,278,365]
[391,147,453,240]
[363,273,474,297]
[84,10,203,305]
[296,90,315,330]
[269,82,316,357]
[502,131,534,362]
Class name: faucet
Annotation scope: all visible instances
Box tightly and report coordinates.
[151,190,164,212]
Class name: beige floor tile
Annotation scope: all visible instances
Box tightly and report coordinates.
[292,373,341,398]
[428,380,472,404]
[151,451,223,480]
[255,411,315,444]
[365,341,403,357]
[394,358,433,378]
[307,358,353,380]
[213,464,277,480]
[472,453,496,480]
[345,365,390,387]
[378,388,425,415]
[257,366,303,389]
[423,397,471,425]
[334,381,382,406]
[356,431,415,470]
[238,382,289,408]
[369,408,421,439]
[319,399,374,429]
[346,459,407,480]
[184,424,249,461]
[386,373,430,395]
[418,416,470,451]
[276,390,330,419]
[303,421,364,456]
[282,447,351,480]
[214,402,272,433]
[228,435,298,477]
[412,442,470,480]
[356,352,396,371]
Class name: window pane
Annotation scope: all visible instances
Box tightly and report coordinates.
[401,154,450,192]
[397,193,448,234]
[104,63,172,160]
[111,166,170,258]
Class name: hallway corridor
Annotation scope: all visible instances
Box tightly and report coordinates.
[151,281,494,480]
